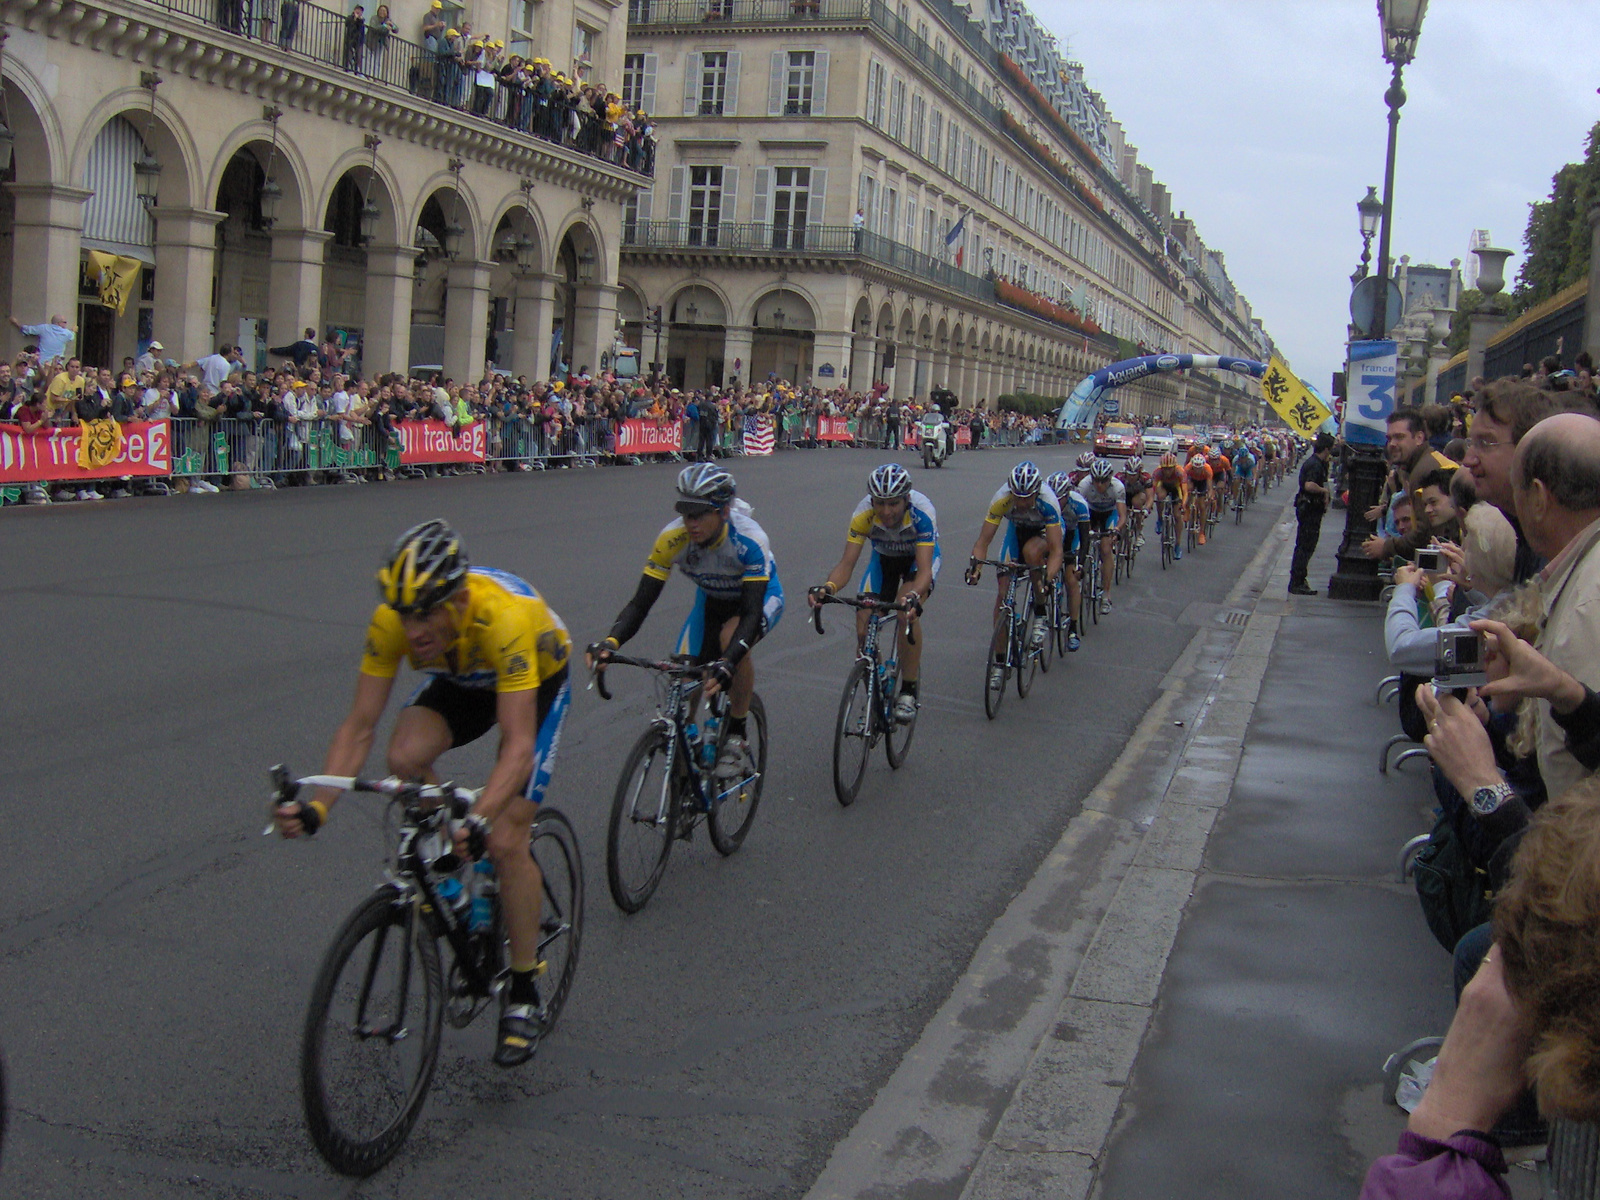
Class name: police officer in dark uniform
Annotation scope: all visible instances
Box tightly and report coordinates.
[1289,432,1335,596]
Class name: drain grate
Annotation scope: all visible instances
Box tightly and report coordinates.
[1219,609,1250,627]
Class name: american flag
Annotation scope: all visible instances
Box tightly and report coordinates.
[743,415,774,456]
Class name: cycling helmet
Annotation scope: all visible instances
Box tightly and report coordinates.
[1045,471,1073,500]
[1076,450,1095,469]
[1090,458,1115,481]
[1009,460,1043,497]
[868,462,912,501]
[1159,452,1179,468]
[676,462,736,509]
[378,519,468,614]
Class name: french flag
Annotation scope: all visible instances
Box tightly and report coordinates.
[946,210,967,268]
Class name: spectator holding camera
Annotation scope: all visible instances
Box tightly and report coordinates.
[1363,408,1460,562]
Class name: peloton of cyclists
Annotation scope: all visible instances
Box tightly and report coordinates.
[1151,452,1189,560]
[811,463,940,722]
[1075,459,1127,613]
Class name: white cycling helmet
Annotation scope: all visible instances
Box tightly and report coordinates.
[676,462,735,510]
[1009,461,1043,497]
[868,462,912,500]
[1076,450,1095,469]
[1045,471,1073,500]
[1090,458,1115,480]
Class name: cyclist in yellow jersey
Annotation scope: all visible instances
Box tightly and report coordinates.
[273,519,571,1068]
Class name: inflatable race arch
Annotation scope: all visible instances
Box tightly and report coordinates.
[1055,354,1266,428]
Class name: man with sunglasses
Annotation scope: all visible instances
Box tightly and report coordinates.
[810,463,939,722]
[272,519,572,1068]
[589,463,783,780]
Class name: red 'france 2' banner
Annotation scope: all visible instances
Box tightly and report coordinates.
[816,415,854,441]
[0,420,171,483]
[616,419,683,453]
[398,420,486,464]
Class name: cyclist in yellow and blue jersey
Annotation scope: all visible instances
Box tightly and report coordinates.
[589,463,782,780]
[272,519,571,1068]
[965,461,1065,685]
[811,463,940,722]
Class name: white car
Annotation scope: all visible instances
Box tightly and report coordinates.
[1143,426,1176,455]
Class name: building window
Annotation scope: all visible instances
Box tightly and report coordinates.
[927,109,942,165]
[944,120,958,176]
[858,172,878,232]
[866,61,887,127]
[572,23,596,75]
[888,77,906,142]
[909,94,925,157]
[785,51,815,115]
[700,51,728,114]
[509,0,537,58]
[881,186,898,242]
[772,166,811,249]
[688,165,723,246]
[623,53,646,109]
[623,193,640,240]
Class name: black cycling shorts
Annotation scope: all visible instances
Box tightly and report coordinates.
[409,668,569,748]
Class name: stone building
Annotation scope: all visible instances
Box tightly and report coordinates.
[618,0,1272,421]
[2,0,647,380]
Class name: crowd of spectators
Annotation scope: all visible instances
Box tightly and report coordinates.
[0,322,1062,502]
[218,0,655,174]
[1350,356,1600,1196]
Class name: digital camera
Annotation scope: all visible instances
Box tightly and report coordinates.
[1414,547,1444,573]
[1434,627,1487,688]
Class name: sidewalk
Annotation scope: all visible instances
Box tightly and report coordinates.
[805,504,1471,1200]
[971,505,1456,1199]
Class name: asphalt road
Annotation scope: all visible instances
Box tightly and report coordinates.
[0,444,1291,1199]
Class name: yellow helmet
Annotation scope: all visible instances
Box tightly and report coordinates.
[377,519,468,614]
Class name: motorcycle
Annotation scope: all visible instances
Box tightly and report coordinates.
[920,414,948,469]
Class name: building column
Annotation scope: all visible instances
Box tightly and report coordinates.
[152,206,226,363]
[570,281,620,378]
[1467,310,1507,383]
[511,271,557,382]
[443,259,493,382]
[724,325,755,386]
[813,328,853,390]
[932,349,950,390]
[268,228,334,360]
[362,244,416,378]
[5,184,93,355]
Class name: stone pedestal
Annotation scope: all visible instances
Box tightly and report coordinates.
[723,326,754,386]
[267,227,334,361]
[1327,446,1388,600]
[812,329,853,390]
[363,245,417,378]
[511,271,557,381]
[1467,311,1507,383]
[443,259,493,381]
[569,281,620,380]
[153,207,227,363]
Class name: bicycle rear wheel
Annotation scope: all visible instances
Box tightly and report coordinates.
[1052,578,1070,657]
[709,694,765,852]
[301,888,442,1177]
[983,611,1007,719]
[1089,559,1101,625]
[606,727,679,913]
[832,662,874,805]
[1036,596,1053,673]
[529,808,583,1034]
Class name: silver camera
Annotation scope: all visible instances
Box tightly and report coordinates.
[1434,627,1487,687]
[1414,547,1444,573]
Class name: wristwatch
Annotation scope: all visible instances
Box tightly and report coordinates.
[1470,782,1516,816]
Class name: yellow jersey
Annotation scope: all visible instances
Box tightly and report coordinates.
[360,568,570,693]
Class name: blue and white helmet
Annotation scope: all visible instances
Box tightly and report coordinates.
[1045,471,1073,500]
[1090,458,1115,480]
[676,462,736,507]
[1009,461,1043,497]
[1076,451,1095,469]
[868,462,912,500]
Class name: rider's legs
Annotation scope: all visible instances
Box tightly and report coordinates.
[717,614,755,720]
[387,704,453,781]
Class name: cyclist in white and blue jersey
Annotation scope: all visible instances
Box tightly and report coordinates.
[812,463,939,721]
[965,462,1064,679]
[1076,458,1127,614]
[1045,470,1086,651]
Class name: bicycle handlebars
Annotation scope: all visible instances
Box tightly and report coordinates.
[588,652,708,702]
[808,589,918,645]
[265,765,477,834]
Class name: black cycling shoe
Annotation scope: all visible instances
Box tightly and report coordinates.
[493,1002,546,1068]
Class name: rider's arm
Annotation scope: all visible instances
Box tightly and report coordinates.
[723,577,768,669]
[969,517,998,563]
[278,671,394,835]
[606,571,665,647]
[1045,524,1064,580]
[910,540,935,602]
[820,537,866,597]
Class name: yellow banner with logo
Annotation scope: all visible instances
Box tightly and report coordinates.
[76,418,123,470]
[1259,356,1333,436]
[85,250,143,317]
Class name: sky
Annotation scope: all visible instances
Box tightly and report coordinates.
[1026,0,1597,394]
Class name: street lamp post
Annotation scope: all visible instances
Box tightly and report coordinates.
[1328,0,1428,601]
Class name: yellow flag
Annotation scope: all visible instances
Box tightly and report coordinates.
[85,250,143,317]
[76,417,123,470]
[1259,356,1333,437]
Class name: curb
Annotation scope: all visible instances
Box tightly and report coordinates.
[803,508,1301,1200]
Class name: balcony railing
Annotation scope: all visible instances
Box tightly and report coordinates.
[626,220,1032,309]
[144,0,652,175]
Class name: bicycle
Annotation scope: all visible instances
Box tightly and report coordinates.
[1157,495,1178,569]
[1046,566,1073,655]
[272,768,583,1176]
[593,654,767,912]
[971,558,1048,719]
[1232,481,1247,525]
[811,592,919,806]
[1078,530,1104,627]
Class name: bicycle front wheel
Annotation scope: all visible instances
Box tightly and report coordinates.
[983,610,1008,719]
[301,888,443,1177]
[1036,596,1053,673]
[606,727,679,913]
[832,662,874,806]
[1015,615,1037,698]
[709,693,766,853]
[529,808,583,1035]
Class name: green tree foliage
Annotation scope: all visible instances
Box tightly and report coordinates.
[1512,120,1600,314]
